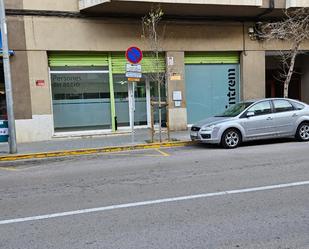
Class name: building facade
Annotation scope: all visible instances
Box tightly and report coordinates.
[2,0,309,142]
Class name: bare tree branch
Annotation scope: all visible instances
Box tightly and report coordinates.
[257,8,309,98]
[142,5,166,142]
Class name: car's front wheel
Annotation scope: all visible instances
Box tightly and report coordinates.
[221,128,241,149]
[296,122,309,142]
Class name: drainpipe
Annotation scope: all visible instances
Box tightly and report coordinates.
[256,0,275,19]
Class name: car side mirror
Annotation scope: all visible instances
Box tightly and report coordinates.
[246,111,255,118]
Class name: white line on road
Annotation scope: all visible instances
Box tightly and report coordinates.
[1,180,309,225]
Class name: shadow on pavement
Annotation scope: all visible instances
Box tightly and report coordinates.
[190,138,298,150]
[241,138,296,148]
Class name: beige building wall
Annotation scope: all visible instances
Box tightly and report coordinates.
[27,51,52,115]
[241,51,266,100]
[22,0,79,11]
[166,52,187,131]
[23,17,309,52]
[5,0,23,9]
[10,51,32,119]
[7,16,26,51]
[6,15,55,142]
[7,16,33,121]
[8,13,309,141]
[24,17,244,51]
[5,0,79,10]
[11,50,54,143]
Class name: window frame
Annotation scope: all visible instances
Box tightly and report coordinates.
[289,100,305,110]
[271,99,295,113]
[242,100,273,117]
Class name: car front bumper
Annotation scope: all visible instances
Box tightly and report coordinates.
[190,129,221,144]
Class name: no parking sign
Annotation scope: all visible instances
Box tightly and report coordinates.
[126,46,143,64]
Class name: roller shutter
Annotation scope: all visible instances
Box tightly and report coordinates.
[185,52,240,124]
[185,52,239,64]
[111,52,165,74]
[48,52,109,67]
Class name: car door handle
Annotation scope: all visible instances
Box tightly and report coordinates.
[292,113,298,117]
[266,117,273,121]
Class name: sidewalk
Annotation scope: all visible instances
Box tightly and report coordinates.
[0,129,191,158]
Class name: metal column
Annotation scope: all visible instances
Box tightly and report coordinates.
[0,0,17,154]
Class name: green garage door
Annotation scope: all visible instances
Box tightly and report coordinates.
[185,52,240,124]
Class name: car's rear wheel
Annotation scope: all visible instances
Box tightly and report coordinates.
[221,128,241,149]
[296,122,309,142]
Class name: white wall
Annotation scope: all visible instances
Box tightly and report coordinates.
[15,115,54,143]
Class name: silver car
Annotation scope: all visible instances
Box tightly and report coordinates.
[190,98,309,149]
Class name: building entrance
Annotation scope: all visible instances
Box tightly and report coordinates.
[266,69,301,100]
[265,53,309,101]
[113,75,149,128]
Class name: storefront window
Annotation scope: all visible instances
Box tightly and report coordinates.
[51,67,111,131]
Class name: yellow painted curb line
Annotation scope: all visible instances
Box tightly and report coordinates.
[0,141,196,162]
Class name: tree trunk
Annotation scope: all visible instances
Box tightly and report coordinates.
[283,43,300,98]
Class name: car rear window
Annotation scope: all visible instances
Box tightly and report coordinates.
[273,100,294,113]
[290,100,305,110]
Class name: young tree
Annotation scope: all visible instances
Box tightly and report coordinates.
[258,8,309,98]
[142,6,166,142]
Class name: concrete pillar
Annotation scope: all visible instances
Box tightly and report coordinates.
[14,51,54,143]
[166,51,188,131]
[241,51,266,100]
[27,51,52,116]
[10,51,32,119]
[301,55,309,103]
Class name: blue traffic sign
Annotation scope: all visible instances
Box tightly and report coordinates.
[126,46,143,64]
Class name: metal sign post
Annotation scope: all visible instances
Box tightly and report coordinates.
[0,0,17,154]
[125,46,143,145]
[128,81,135,144]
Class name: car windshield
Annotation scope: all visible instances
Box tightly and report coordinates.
[215,102,253,117]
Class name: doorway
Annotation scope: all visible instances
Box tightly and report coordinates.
[265,54,303,100]
[114,76,152,129]
[266,69,301,100]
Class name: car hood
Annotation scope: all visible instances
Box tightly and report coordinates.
[193,116,235,128]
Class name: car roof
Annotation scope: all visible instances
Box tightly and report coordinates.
[241,98,308,107]
[243,98,302,103]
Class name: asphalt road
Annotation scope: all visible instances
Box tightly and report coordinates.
[0,140,309,249]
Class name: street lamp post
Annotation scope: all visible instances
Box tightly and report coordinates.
[0,0,17,154]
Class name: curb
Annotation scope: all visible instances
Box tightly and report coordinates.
[0,140,195,162]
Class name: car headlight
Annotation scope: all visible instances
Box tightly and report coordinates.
[201,125,216,131]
